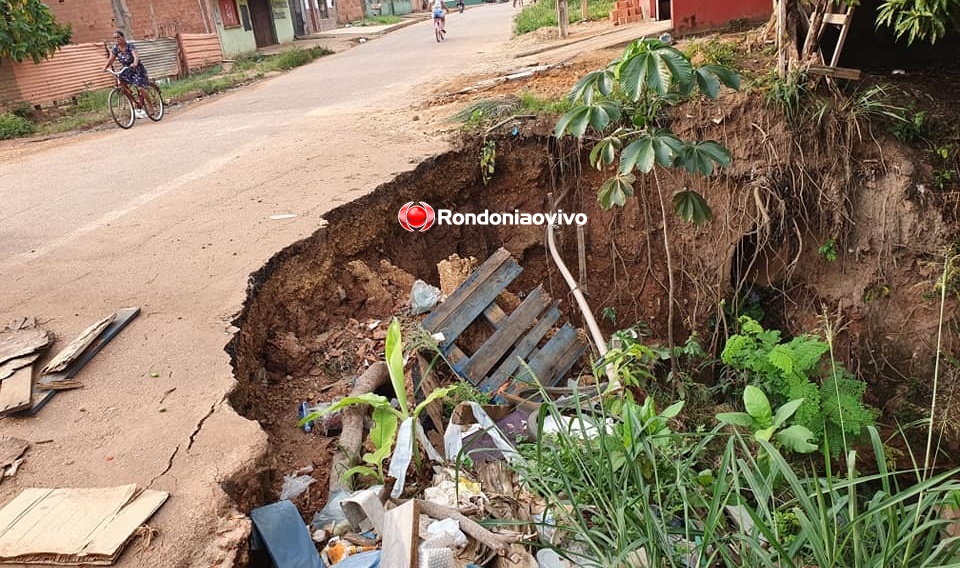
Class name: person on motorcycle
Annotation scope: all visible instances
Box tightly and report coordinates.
[455,0,464,12]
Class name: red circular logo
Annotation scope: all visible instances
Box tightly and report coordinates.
[398,201,436,232]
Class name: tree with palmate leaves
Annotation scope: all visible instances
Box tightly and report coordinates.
[554,38,739,371]
[768,0,960,78]
[0,0,72,63]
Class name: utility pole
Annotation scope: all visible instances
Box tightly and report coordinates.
[581,0,587,22]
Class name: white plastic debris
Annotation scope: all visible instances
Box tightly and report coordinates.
[270,213,298,220]
[410,279,442,314]
[279,473,315,500]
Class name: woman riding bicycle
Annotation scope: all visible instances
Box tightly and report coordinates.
[103,31,152,117]
[432,0,448,35]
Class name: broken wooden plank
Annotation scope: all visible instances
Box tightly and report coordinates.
[461,286,551,383]
[380,499,420,568]
[0,354,38,382]
[808,64,861,80]
[26,307,140,414]
[432,261,523,351]
[0,327,52,367]
[422,248,516,335]
[520,325,581,386]
[0,484,168,565]
[0,364,34,416]
[483,303,507,327]
[822,13,847,24]
[40,314,115,375]
[482,303,561,394]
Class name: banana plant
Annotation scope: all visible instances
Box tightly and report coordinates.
[299,318,451,487]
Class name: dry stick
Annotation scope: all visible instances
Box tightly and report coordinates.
[416,500,522,564]
[329,362,389,497]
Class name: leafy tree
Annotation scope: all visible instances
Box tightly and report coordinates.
[1,0,72,63]
[555,38,738,361]
[877,0,960,45]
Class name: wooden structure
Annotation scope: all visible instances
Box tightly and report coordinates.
[421,249,587,395]
[808,2,861,80]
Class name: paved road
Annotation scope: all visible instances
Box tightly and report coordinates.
[0,5,516,567]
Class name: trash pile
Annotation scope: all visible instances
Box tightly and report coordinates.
[248,249,589,568]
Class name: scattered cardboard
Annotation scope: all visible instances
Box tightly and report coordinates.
[41,314,115,375]
[380,500,420,568]
[0,484,168,565]
[0,327,52,368]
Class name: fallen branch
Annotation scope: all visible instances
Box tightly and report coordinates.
[417,500,522,564]
[329,362,389,497]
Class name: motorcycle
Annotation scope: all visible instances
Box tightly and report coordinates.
[456,0,464,13]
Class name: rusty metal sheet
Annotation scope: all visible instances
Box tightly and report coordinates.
[136,38,181,81]
[0,43,114,108]
[179,33,223,71]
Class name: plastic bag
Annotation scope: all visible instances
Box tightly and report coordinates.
[409,279,441,315]
[311,488,351,532]
[422,518,468,549]
[280,474,315,500]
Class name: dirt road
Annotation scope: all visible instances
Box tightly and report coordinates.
[0,8,667,566]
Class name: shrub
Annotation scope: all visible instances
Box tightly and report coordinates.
[0,112,36,139]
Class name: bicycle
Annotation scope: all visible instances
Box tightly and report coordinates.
[434,15,446,42]
[105,67,164,129]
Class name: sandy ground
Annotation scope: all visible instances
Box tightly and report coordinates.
[0,12,670,568]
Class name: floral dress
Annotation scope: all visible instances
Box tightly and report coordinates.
[113,43,151,87]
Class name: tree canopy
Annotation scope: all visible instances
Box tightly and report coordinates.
[877,0,960,45]
[1,0,72,63]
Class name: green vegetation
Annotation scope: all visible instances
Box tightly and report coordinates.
[818,238,838,262]
[0,112,36,140]
[513,0,615,35]
[1,45,333,140]
[515,382,960,568]
[350,15,403,26]
[721,316,875,456]
[0,0,72,63]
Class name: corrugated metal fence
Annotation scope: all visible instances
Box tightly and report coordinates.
[180,34,223,72]
[0,35,223,110]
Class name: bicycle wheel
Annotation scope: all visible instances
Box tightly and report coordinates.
[108,88,135,129]
[142,84,164,122]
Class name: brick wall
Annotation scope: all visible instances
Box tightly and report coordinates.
[44,0,212,44]
[45,0,116,45]
[125,0,212,39]
[336,0,363,24]
[609,0,643,25]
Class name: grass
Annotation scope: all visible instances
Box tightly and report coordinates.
[350,15,403,26]
[514,0,615,35]
[3,45,333,140]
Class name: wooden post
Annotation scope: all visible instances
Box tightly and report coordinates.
[557,0,568,38]
[581,0,588,22]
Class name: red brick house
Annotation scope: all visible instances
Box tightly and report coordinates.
[644,0,771,33]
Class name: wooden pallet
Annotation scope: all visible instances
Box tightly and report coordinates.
[421,248,586,393]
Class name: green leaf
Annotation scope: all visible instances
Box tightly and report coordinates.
[297,393,393,426]
[619,136,655,174]
[672,189,712,225]
[589,136,622,170]
[775,425,819,453]
[554,105,592,138]
[678,140,731,175]
[659,400,684,419]
[695,65,741,99]
[716,412,755,428]
[589,101,622,132]
[386,318,409,416]
[743,385,772,427]
[772,398,805,429]
[567,69,614,104]
[341,465,379,484]
[414,386,454,417]
[597,174,635,209]
[369,406,399,453]
[754,426,775,442]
